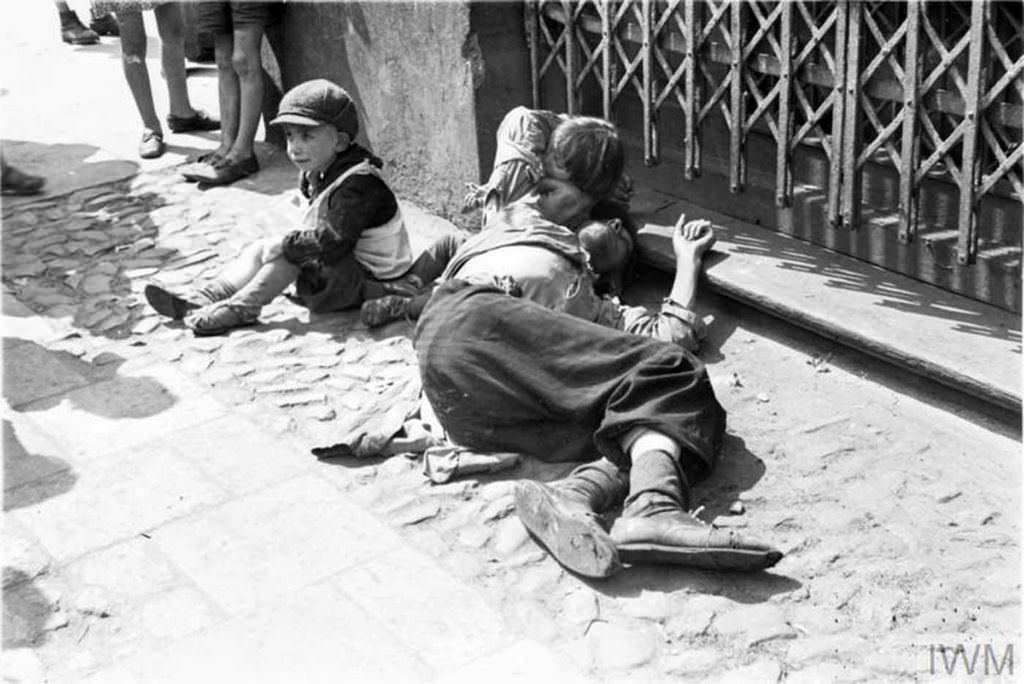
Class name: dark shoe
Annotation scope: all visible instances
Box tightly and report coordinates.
[610,508,783,572]
[167,110,221,134]
[60,14,99,45]
[360,295,411,328]
[180,152,223,182]
[1,166,45,196]
[195,156,260,188]
[138,130,166,159]
[514,481,621,578]
[184,300,260,336]
[144,284,207,320]
[89,12,119,37]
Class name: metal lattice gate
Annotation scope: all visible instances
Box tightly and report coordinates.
[526,0,1023,311]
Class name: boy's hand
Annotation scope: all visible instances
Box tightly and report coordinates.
[672,217,716,262]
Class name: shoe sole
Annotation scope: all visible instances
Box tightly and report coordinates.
[513,481,621,579]
[190,319,258,337]
[144,284,199,320]
[615,542,783,572]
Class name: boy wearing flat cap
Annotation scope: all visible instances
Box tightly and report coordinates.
[144,79,420,335]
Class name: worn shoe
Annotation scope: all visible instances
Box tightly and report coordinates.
[1,166,45,196]
[180,152,223,182]
[194,156,260,188]
[514,481,621,578]
[166,110,221,134]
[144,284,208,320]
[610,508,783,572]
[61,14,99,45]
[184,300,260,336]
[89,12,119,37]
[138,130,166,159]
[360,295,411,328]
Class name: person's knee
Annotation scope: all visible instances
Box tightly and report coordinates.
[214,44,234,71]
[118,31,147,60]
[231,47,261,79]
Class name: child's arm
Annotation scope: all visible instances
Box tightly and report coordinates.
[281,174,398,267]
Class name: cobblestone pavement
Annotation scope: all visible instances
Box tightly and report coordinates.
[3,156,1020,682]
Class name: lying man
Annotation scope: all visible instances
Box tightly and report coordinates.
[414,176,783,578]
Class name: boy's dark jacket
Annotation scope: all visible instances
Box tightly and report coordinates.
[282,143,399,267]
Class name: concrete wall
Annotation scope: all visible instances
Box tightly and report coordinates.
[261,1,486,224]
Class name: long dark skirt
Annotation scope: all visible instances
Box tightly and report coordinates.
[414,280,726,474]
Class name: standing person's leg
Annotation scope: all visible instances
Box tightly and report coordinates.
[114,10,165,159]
[192,5,270,186]
[182,3,234,178]
[57,1,99,44]
[157,3,220,133]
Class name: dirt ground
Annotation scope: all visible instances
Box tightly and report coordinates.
[3,167,1020,682]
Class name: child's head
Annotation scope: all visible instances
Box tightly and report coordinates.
[578,217,634,296]
[270,79,359,174]
[536,116,624,226]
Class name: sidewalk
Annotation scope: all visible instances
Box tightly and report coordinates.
[3,4,1020,683]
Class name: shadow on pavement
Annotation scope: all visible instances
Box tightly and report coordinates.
[2,571,58,649]
[2,418,76,512]
[3,338,177,418]
[0,140,140,206]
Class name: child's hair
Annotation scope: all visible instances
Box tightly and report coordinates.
[578,217,635,295]
[548,116,625,200]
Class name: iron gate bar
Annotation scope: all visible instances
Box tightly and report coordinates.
[956,0,988,266]
[728,1,744,192]
[840,0,863,230]
[527,0,540,108]
[683,0,698,178]
[898,0,921,244]
[775,1,793,209]
[535,2,1022,129]
[602,0,611,117]
[564,0,577,113]
[827,0,850,229]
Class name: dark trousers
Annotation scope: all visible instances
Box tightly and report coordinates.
[414,281,726,475]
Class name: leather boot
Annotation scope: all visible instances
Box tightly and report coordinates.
[513,459,628,579]
[610,450,783,572]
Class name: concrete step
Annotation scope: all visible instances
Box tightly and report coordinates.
[630,187,1022,412]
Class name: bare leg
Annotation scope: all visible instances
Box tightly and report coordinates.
[153,2,196,119]
[212,32,238,158]
[115,11,161,134]
[225,24,264,163]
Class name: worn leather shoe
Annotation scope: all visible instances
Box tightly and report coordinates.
[184,300,260,336]
[138,130,165,159]
[167,110,221,134]
[514,481,621,578]
[61,15,99,45]
[610,509,783,572]
[144,284,206,320]
[194,155,260,187]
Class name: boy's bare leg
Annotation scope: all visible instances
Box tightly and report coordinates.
[224,24,264,165]
[153,3,197,120]
[211,32,238,160]
[116,12,160,135]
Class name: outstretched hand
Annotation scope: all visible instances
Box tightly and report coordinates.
[672,217,716,263]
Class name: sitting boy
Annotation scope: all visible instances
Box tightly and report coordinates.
[145,79,427,335]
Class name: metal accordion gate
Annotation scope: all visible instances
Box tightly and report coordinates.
[525,0,1023,311]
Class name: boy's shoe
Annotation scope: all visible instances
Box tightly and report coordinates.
[138,130,166,159]
[167,110,221,134]
[195,156,260,188]
[184,301,260,336]
[89,12,119,36]
[144,284,207,320]
[60,13,100,45]
[360,295,411,328]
